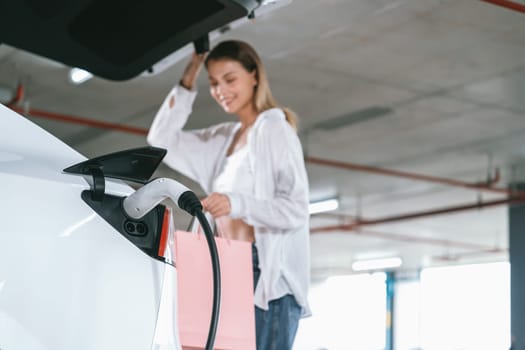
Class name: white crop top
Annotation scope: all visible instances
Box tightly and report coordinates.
[212,145,254,195]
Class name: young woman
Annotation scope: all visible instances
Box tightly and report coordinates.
[147,40,310,349]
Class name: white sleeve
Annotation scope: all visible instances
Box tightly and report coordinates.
[148,84,197,140]
[226,119,309,231]
[147,84,226,187]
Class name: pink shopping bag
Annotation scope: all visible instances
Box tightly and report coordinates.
[174,230,256,350]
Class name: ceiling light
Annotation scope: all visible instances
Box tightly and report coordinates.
[352,257,402,272]
[69,68,93,85]
[309,198,339,215]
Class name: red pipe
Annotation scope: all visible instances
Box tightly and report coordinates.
[11,98,509,198]
[6,89,521,199]
[310,196,525,233]
[481,0,525,14]
[8,105,149,136]
[305,156,520,197]
[8,84,25,106]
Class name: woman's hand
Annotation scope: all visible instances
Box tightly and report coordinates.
[201,192,231,218]
[180,51,206,91]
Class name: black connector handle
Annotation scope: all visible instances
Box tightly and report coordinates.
[195,209,221,350]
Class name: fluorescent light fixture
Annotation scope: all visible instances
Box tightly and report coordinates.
[69,68,93,84]
[352,257,402,272]
[309,198,339,215]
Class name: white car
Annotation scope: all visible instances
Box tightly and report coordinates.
[0,102,185,349]
[0,1,288,349]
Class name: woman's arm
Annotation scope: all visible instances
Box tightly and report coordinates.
[148,52,205,144]
[147,84,196,147]
[148,52,230,187]
[147,84,234,188]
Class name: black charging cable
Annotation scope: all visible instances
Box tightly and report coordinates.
[179,191,221,350]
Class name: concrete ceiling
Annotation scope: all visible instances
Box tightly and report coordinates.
[2,0,525,281]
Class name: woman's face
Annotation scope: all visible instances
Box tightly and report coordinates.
[207,58,257,115]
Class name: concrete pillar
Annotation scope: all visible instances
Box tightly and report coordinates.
[385,272,395,350]
[509,183,525,349]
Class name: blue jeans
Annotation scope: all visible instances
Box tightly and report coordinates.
[252,244,302,350]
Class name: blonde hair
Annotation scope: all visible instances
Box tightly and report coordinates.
[205,40,298,130]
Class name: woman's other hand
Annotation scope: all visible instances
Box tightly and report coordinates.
[180,51,206,91]
[201,192,231,218]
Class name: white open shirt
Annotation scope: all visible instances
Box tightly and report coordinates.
[147,85,311,316]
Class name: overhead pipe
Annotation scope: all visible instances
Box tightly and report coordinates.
[7,85,524,199]
[7,84,24,106]
[8,105,149,136]
[313,211,358,222]
[304,156,514,197]
[310,196,525,234]
[12,101,523,199]
[480,0,525,14]
[5,83,150,136]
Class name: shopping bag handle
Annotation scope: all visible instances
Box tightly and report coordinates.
[188,215,232,245]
